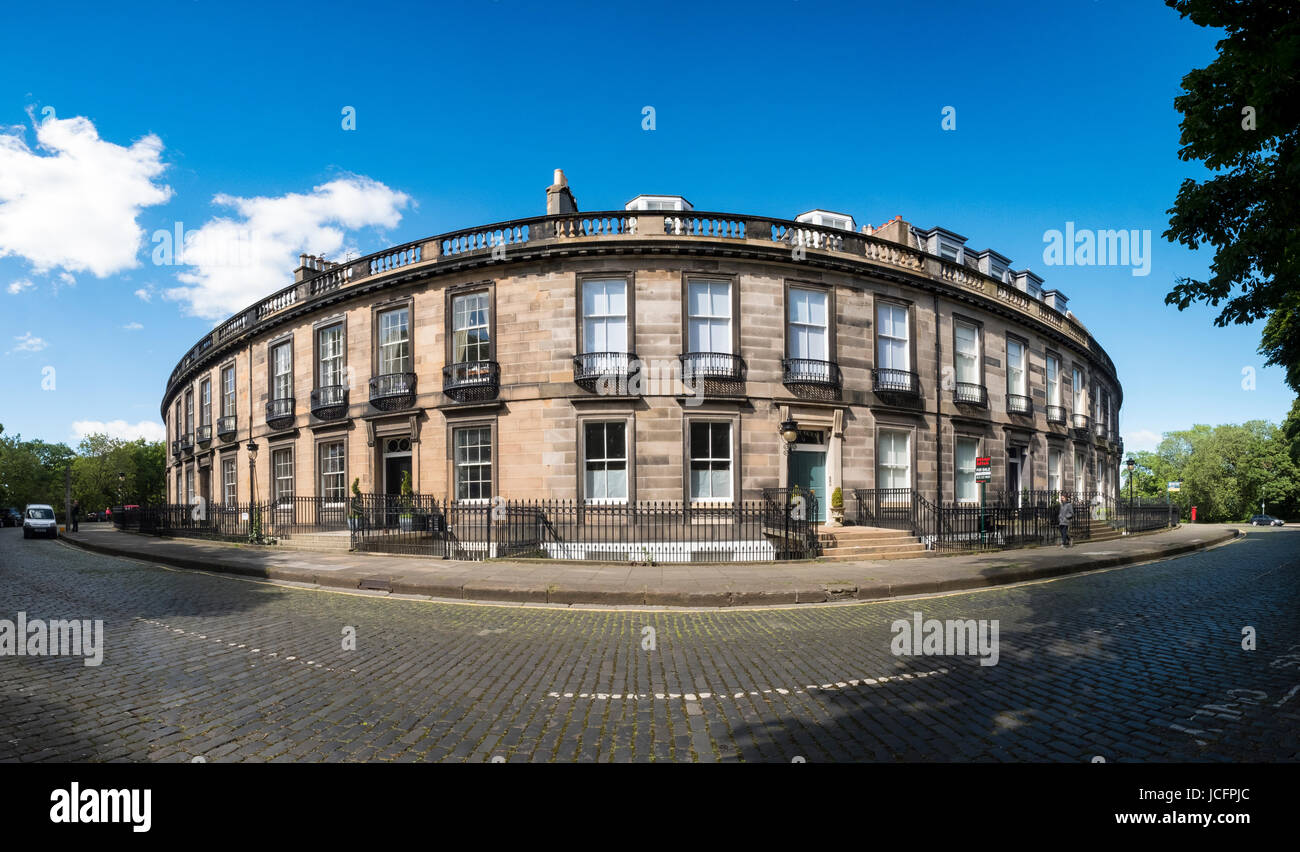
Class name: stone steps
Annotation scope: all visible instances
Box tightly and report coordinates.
[817,525,925,560]
[819,542,928,561]
[273,532,352,553]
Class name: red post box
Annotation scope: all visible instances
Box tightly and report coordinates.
[1191,506,1197,522]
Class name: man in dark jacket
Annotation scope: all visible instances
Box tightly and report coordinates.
[1059,494,1074,547]
[70,499,80,532]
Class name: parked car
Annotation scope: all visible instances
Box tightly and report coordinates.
[1249,515,1285,526]
[22,504,58,539]
[2,507,21,528]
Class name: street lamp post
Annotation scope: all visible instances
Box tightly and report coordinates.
[779,418,799,554]
[1125,456,1136,534]
[246,440,260,543]
[118,471,126,505]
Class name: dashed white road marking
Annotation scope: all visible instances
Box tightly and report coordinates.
[545,668,950,702]
[135,617,346,674]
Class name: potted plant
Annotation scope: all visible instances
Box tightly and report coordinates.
[348,478,363,532]
[398,470,414,531]
[829,486,845,527]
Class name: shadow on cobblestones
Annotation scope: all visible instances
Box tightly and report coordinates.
[726,532,1300,762]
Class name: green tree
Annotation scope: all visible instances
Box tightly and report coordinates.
[1121,418,1300,521]
[1163,0,1300,392]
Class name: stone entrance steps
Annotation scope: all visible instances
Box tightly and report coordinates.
[817,525,926,561]
[1084,521,1123,543]
[273,531,353,553]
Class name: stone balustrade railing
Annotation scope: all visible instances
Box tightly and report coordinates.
[164,210,1118,399]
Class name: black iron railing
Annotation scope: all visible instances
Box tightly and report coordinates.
[1094,422,1111,442]
[842,487,1176,554]
[266,397,294,427]
[679,352,745,382]
[171,440,181,457]
[311,385,349,419]
[1071,413,1091,432]
[782,358,841,388]
[1007,394,1033,416]
[1045,405,1067,425]
[179,432,194,451]
[349,493,819,562]
[852,488,917,531]
[370,372,417,410]
[573,352,639,386]
[217,416,237,440]
[112,496,355,543]
[953,383,987,406]
[872,368,919,396]
[442,361,499,402]
[196,425,212,445]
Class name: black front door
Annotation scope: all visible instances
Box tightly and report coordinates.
[385,456,411,495]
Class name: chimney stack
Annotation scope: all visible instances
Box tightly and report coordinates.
[546,168,578,215]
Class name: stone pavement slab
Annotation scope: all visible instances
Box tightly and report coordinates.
[59,523,1241,608]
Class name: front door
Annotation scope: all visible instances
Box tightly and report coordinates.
[384,455,411,496]
[1007,447,1022,505]
[788,450,827,523]
[198,468,211,515]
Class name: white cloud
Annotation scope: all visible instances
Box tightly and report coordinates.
[7,278,33,294]
[133,287,152,302]
[163,176,410,320]
[71,419,166,442]
[122,321,143,330]
[0,112,172,277]
[1123,429,1163,453]
[12,331,46,352]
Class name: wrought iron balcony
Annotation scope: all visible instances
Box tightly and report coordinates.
[216,416,237,440]
[573,352,639,387]
[1007,394,1033,416]
[266,397,295,429]
[953,382,987,407]
[171,439,181,457]
[679,352,745,382]
[311,385,349,420]
[1094,422,1111,443]
[1071,413,1091,434]
[871,367,918,396]
[195,425,212,445]
[783,358,842,389]
[370,372,418,410]
[1046,405,1067,425]
[442,362,498,403]
[179,431,195,452]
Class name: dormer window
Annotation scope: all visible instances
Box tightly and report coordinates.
[975,249,1012,283]
[796,210,856,232]
[625,195,693,212]
[1013,270,1045,300]
[921,227,967,264]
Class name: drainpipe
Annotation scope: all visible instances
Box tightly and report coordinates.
[933,292,943,506]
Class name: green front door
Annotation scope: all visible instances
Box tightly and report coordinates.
[788,451,827,523]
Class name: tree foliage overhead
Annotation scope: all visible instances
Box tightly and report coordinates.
[1163,0,1300,392]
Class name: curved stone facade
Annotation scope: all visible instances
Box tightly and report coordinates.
[161,178,1123,517]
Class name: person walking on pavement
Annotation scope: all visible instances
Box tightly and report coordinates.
[70,499,80,533]
[1058,493,1074,547]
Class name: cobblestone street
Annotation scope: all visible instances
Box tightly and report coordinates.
[1,527,1296,762]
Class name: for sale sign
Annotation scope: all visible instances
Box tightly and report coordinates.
[975,456,992,483]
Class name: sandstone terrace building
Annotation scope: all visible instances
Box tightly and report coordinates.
[161,170,1124,523]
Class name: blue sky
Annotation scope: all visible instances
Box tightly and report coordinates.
[0,0,1290,451]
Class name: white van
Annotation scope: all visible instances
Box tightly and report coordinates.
[23,504,58,539]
